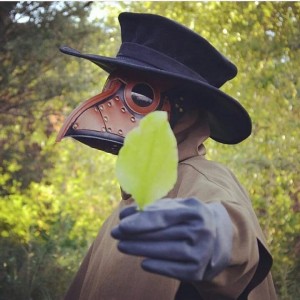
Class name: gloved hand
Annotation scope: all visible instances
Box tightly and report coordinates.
[111,198,233,281]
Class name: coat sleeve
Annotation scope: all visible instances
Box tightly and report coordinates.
[64,242,94,300]
[168,159,273,299]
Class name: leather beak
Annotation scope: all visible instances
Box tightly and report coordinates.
[56,81,122,143]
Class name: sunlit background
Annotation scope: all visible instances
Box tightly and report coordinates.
[0,2,299,299]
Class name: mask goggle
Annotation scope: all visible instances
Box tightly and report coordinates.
[56,71,186,155]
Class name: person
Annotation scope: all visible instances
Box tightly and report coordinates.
[56,12,277,300]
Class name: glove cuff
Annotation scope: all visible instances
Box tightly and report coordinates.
[203,202,233,280]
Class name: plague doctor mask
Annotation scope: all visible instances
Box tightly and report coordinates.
[56,71,186,155]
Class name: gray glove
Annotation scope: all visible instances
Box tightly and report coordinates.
[111,198,233,281]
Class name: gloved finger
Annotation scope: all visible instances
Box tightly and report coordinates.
[117,239,212,262]
[141,258,207,282]
[119,205,138,220]
[118,240,190,261]
[112,221,208,244]
[116,198,211,235]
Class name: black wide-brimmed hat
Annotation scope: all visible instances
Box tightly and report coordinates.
[60,12,251,144]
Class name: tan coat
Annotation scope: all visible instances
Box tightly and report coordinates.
[65,112,277,300]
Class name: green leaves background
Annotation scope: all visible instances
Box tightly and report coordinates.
[0,2,299,299]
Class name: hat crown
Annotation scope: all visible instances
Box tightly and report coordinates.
[119,12,237,88]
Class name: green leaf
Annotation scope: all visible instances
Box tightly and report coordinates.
[116,111,178,210]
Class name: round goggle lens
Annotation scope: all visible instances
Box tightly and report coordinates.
[131,83,154,107]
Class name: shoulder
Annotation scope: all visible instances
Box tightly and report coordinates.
[179,156,242,192]
[180,156,235,180]
[172,156,250,205]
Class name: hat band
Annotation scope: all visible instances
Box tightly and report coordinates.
[117,42,208,83]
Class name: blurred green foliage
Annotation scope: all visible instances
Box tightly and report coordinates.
[0,2,299,299]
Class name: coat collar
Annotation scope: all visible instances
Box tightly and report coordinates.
[173,110,210,162]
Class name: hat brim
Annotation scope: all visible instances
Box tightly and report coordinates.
[60,46,251,144]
